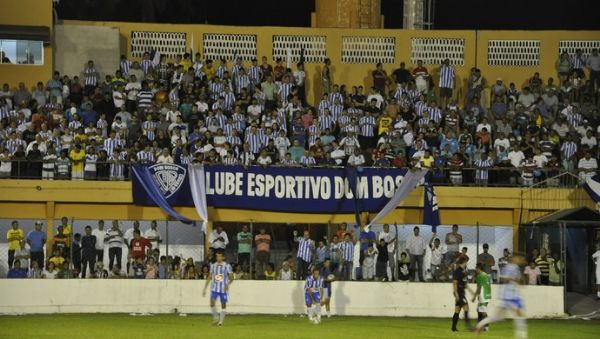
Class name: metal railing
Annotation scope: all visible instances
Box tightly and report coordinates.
[0,159,595,188]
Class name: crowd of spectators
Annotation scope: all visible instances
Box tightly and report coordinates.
[1,48,599,185]
[7,218,545,285]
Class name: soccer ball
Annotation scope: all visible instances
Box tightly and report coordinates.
[327,274,335,281]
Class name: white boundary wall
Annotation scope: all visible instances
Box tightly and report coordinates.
[0,280,564,318]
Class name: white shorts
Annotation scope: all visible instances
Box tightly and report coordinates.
[477,303,489,313]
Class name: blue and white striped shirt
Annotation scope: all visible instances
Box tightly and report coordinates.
[340,241,354,261]
[475,158,494,180]
[499,263,522,301]
[296,237,314,262]
[318,100,330,114]
[137,150,155,164]
[428,107,443,123]
[84,67,98,86]
[304,275,323,291]
[103,138,125,155]
[561,141,577,160]
[279,83,293,105]
[299,155,316,166]
[245,133,262,154]
[142,120,157,141]
[235,75,251,94]
[328,92,343,105]
[216,65,228,79]
[330,104,343,121]
[359,116,376,137]
[248,66,262,84]
[221,92,236,111]
[571,54,586,70]
[319,115,335,131]
[120,59,131,76]
[109,154,125,178]
[439,65,455,89]
[141,59,153,74]
[210,262,232,293]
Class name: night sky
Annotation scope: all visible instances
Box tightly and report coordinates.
[57,0,600,30]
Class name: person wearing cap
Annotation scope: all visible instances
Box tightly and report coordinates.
[6,221,24,269]
[477,243,496,275]
[26,221,47,269]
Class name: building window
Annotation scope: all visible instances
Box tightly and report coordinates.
[0,39,44,65]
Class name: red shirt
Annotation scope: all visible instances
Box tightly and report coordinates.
[129,237,152,259]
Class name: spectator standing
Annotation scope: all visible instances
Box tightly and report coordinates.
[81,225,96,278]
[535,248,550,285]
[236,225,252,272]
[340,234,355,281]
[378,223,397,281]
[106,220,124,270]
[375,238,389,281]
[476,243,496,275]
[209,225,229,252]
[363,244,377,280]
[6,220,24,268]
[445,224,463,266]
[92,220,106,263]
[295,230,315,280]
[438,58,456,108]
[254,226,271,279]
[143,220,161,250]
[316,240,328,269]
[329,235,341,272]
[429,233,444,281]
[358,225,376,276]
[523,261,541,285]
[406,226,427,282]
[129,229,152,261]
[13,240,30,271]
[123,220,141,248]
[26,221,46,269]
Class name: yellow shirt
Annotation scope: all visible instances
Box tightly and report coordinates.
[204,66,216,80]
[420,155,434,168]
[49,256,65,268]
[378,116,393,135]
[69,150,86,172]
[6,228,24,250]
[180,59,192,71]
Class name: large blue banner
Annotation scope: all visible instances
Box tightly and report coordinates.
[132,164,409,214]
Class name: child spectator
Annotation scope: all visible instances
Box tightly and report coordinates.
[362,245,377,280]
[278,261,294,280]
[145,257,158,279]
[523,261,541,285]
[265,263,277,280]
[398,252,411,281]
[131,257,145,279]
[94,262,109,279]
[48,248,65,269]
[376,238,389,281]
[43,262,58,279]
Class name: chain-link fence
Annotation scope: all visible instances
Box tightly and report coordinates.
[208,222,513,282]
[0,218,204,278]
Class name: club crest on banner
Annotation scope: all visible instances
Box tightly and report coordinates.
[148,164,187,198]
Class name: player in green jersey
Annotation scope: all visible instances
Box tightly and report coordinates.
[472,263,492,331]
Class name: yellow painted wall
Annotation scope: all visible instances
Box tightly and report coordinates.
[0,0,53,91]
[60,20,600,106]
[0,179,594,247]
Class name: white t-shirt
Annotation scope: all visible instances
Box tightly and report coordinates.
[92,228,106,250]
[378,231,396,252]
[533,154,548,168]
[508,150,525,168]
[257,155,272,166]
[144,229,161,249]
[430,246,443,266]
[209,230,229,249]
[44,269,58,279]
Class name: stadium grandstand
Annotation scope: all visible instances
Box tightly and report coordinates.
[1,1,600,338]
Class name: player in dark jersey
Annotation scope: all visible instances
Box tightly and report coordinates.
[452,257,472,332]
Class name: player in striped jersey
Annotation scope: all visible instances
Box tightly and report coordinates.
[202,251,233,326]
[475,254,528,339]
[304,267,324,324]
[438,59,456,108]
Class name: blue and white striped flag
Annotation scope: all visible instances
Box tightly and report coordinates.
[583,176,600,203]
[150,49,161,66]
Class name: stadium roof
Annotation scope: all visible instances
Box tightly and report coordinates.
[525,207,600,226]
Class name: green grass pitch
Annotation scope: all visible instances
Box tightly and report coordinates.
[1,314,598,339]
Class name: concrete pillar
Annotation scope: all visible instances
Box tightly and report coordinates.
[312,0,383,28]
